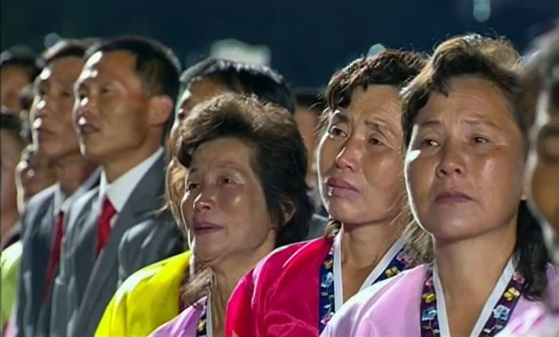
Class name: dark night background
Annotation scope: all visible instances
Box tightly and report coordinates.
[2,0,558,88]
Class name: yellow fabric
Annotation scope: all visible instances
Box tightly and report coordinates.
[95,251,191,337]
[1,241,23,329]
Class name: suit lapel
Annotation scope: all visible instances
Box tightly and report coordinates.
[29,194,55,324]
[72,193,100,305]
[73,153,166,332]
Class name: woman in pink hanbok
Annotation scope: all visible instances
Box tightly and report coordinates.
[322,34,559,337]
[225,50,426,337]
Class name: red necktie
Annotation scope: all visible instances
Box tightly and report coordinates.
[96,197,116,257]
[44,211,65,297]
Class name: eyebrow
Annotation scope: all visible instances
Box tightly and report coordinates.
[365,119,396,137]
[188,161,248,176]
[331,111,350,123]
[417,118,503,131]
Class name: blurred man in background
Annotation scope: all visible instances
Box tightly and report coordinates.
[0,51,40,113]
[16,39,101,337]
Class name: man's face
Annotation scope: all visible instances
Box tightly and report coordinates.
[31,56,84,162]
[74,51,152,162]
[1,65,31,112]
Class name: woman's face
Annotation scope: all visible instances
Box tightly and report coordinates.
[181,137,276,266]
[405,77,527,242]
[317,86,405,227]
[527,85,559,262]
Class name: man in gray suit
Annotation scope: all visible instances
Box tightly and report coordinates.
[16,40,101,337]
[50,36,184,337]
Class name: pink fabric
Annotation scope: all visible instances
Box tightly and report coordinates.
[150,297,206,337]
[321,264,559,337]
[226,239,331,337]
[498,276,559,337]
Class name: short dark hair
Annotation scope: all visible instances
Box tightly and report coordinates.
[0,50,41,82]
[42,38,99,65]
[294,88,326,115]
[322,50,426,240]
[401,34,549,300]
[85,35,181,139]
[176,93,312,247]
[522,26,559,130]
[325,50,427,112]
[180,58,295,114]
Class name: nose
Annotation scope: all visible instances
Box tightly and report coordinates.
[436,141,466,178]
[33,95,50,119]
[192,186,216,214]
[75,94,97,121]
[334,137,362,172]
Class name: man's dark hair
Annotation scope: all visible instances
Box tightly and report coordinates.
[42,38,99,65]
[0,50,41,81]
[85,35,181,139]
[180,58,295,114]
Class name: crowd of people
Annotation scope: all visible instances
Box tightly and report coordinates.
[0,24,557,337]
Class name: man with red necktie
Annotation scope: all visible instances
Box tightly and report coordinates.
[16,39,101,337]
[50,36,185,337]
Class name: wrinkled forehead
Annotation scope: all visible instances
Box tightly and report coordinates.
[77,50,137,85]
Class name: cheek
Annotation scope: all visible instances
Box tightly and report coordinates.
[405,156,433,204]
[317,138,339,178]
[363,154,404,195]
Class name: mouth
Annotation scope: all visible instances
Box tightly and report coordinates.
[326,177,359,198]
[192,221,222,235]
[434,190,474,204]
[77,117,99,135]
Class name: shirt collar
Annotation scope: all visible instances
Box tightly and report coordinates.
[53,167,102,215]
[99,147,163,213]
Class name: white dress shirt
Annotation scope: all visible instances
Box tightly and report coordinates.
[98,147,164,227]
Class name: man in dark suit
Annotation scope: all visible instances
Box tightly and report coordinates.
[16,39,101,337]
[50,36,184,337]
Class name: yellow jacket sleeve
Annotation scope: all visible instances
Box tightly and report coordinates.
[95,251,191,337]
[1,242,22,329]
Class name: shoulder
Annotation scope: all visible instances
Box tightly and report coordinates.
[114,251,191,304]
[1,241,22,273]
[151,297,204,337]
[325,264,429,337]
[21,185,57,219]
[251,238,328,281]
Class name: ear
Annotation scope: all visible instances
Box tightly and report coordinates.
[148,95,173,127]
[279,198,296,227]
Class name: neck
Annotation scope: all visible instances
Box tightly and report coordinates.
[340,218,404,269]
[435,222,516,306]
[54,153,98,197]
[210,231,275,336]
[103,142,159,183]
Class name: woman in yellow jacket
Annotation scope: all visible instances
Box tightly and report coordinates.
[95,250,192,337]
